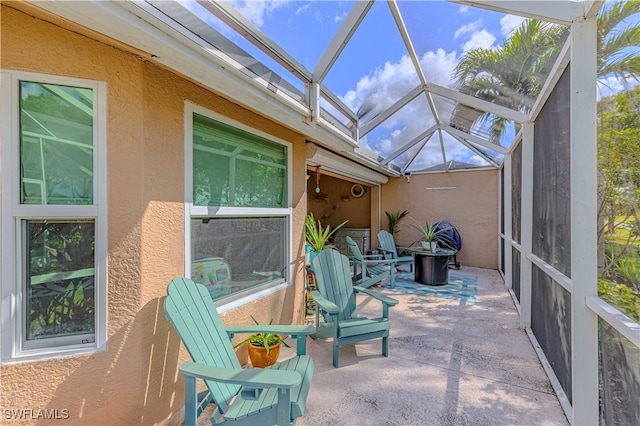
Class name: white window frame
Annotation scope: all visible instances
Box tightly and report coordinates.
[1,71,108,363]
[184,102,293,313]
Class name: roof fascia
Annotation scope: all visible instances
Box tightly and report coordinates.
[306,143,392,184]
[448,0,583,25]
[198,0,312,83]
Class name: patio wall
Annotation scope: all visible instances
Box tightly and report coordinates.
[306,173,372,229]
[381,170,499,269]
[0,4,308,424]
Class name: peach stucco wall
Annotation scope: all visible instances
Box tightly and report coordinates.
[306,173,372,229]
[1,4,308,424]
[381,170,499,269]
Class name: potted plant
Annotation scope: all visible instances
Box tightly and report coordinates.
[385,210,409,237]
[409,218,455,253]
[233,316,290,368]
[304,213,348,255]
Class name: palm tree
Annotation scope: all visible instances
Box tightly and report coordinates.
[451,1,640,141]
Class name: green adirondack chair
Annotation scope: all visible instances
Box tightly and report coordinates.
[164,277,315,426]
[310,249,399,368]
[377,230,414,272]
[346,235,397,289]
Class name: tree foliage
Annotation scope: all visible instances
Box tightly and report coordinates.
[452,1,640,141]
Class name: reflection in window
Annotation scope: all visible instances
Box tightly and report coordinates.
[193,113,287,208]
[25,220,95,346]
[20,81,94,205]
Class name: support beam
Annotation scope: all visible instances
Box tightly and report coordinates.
[569,14,599,426]
[448,1,581,25]
[520,123,534,329]
[197,1,311,83]
[503,153,513,290]
[312,1,373,83]
[442,124,508,155]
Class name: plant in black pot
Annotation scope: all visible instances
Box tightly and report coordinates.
[233,316,290,368]
[409,218,455,253]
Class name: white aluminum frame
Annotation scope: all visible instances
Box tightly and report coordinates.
[183,102,294,314]
[1,70,108,364]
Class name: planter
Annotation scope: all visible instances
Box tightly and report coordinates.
[421,241,437,252]
[248,336,282,368]
[414,251,451,285]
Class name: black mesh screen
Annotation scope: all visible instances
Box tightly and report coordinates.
[511,141,522,244]
[599,319,640,425]
[531,264,572,403]
[532,67,571,277]
[512,247,521,302]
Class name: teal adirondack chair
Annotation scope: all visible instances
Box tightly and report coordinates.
[310,249,399,367]
[164,277,315,426]
[346,235,397,288]
[377,230,414,272]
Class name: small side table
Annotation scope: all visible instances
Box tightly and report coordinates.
[410,248,458,286]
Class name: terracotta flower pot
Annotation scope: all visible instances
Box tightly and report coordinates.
[247,336,282,368]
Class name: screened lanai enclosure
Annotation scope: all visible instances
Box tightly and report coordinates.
[22,0,639,425]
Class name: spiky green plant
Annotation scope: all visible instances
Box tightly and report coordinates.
[385,210,409,236]
[304,213,348,252]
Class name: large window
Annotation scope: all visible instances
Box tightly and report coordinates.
[186,105,291,307]
[1,72,107,362]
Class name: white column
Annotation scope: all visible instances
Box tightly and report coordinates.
[503,155,513,289]
[520,123,534,328]
[570,15,599,426]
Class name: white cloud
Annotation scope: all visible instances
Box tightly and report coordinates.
[454,19,482,39]
[295,3,311,15]
[340,50,461,161]
[462,30,496,51]
[459,5,469,15]
[229,0,289,28]
[420,49,459,88]
[341,55,421,116]
[334,10,348,23]
[597,75,640,99]
[500,14,526,36]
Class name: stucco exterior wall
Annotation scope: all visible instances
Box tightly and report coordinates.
[306,173,372,229]
[381,170,499,269]
[1,4,307,424]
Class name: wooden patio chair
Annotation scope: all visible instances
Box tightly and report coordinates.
[164,277,315,426]
[377,230,414,272]
[346,235,397,288]
[310,249,399,367]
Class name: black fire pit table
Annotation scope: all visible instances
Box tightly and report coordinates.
[409,247,458,286]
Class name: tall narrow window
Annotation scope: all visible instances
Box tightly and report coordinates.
[187,106,291,305]
[2,72,106,362]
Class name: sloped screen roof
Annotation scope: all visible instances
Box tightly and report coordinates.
[142,0,589,173]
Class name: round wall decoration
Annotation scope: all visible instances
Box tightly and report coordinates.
[350,184,366,198]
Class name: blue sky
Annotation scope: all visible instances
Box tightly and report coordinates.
[194,0,525,168]
[224,0,526,95]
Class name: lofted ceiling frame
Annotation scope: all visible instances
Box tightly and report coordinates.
[25,0,593,175]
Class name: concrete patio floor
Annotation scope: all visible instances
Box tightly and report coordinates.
[294,266,569,426]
